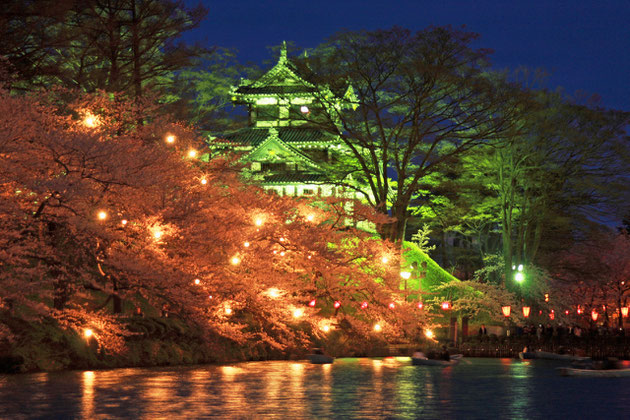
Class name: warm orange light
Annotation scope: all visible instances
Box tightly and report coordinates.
[306,214,314,222]
[549,311,555,320]
[381,256,389,264]
[621,307,629,317]
[84,329,93,338]
[577,306,583,315]
[441,302,451,310]
[424,329,434,339]
[97,211,107,220]
[544,293,549,302]
[502,305,511,317]
[322,325,331,333]
[254,217,264,226]
[165,134,176,144]
[225,307,232,315]
[153,230,163,240]
[230,256,241,265]
[187,149,198,158]
[194,278,200,285]
[373,324,382,332]
[200,178,207,185]
[121,219,128,226]
[267,288,280,298]
[292,308,304,318]
[522,306,531,317]
[591,310,599,321]
[83,112,99,128]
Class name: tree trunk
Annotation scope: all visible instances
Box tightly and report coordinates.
[462,316,469,340]
[131,0,142,99]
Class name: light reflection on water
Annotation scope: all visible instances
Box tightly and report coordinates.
[2,357,630,419]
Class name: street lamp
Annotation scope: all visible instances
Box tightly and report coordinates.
[513,264,525,283]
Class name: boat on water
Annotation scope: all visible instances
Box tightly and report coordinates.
[557,367,630,377]
[307,350,334,364]
[518,351,590,362]
[412,354,463,366]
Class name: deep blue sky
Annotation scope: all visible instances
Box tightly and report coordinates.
[184,1,629,111]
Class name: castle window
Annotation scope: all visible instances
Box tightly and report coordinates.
[302,188,314,196]
[262,162,286,171]
[257,105,279,121]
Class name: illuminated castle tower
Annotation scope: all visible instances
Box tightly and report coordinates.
[209,42,357,199]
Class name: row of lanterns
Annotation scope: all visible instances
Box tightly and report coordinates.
[501,305,630,320]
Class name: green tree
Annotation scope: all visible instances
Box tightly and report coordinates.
[304,26,527,243]
[464,92,630,287]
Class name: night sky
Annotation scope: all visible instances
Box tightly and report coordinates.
[184,0,629,111]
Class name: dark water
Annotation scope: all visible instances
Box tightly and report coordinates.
[1,357,629,419]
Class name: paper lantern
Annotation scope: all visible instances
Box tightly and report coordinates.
[308,299,316,307]
[333,301,341,309]
[502,306,511,317]
[621,307,628,317]
[591,310,599,321]
[441,302,451,310]
[522,306,531,317]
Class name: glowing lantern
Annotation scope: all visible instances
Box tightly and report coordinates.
[388,302,395,309]
[194,278,200,285]
[121,219,128,226]
[577,306,583,315]
[82,112,99,128]
[441,302,451,310]
[97,211,107,221]
[153,230,163,240]
[502,306,511,317]
[361,301,368,309]
[279,251,285,256]
[188,149,198,158]
[381,257,389,264]
[165,134,175,144]
[621,307,629,317]
[322,325,330,333]
[243,241,250,247]
[522,306,531,318]
[591,310,599,321]
[225,307,232,315]
[544,293,549,302]
[308,299,316,307]
[373,324,382,332]
[201,178,207,185]
[565,310,569,315]
[549,310,555,320]
[230,256,241,265]
[417,302,424,310]
[400,271,411,280]
[292,308,304,318]
[425,329,434,339]
[254,217,264,226]
[333,301,341,309]
[84,329,93,338]
[267,288,280,298]
[306,214,314,222]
